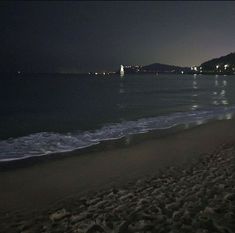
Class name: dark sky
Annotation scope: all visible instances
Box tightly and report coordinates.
[0,1,235,73]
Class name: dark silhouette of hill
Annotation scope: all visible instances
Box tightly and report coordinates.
[141,63,190,73]
[200,52,235,74]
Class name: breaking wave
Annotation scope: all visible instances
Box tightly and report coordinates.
[1,106,235,162]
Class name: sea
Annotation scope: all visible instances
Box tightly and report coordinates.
[1,73,235,162]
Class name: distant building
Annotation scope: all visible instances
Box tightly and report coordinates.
[120,65,124,76]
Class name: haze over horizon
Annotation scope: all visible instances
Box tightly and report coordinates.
[0,1,235,73]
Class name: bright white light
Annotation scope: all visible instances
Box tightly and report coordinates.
[224,64,229,70]
[191,104,198,110]
[120,65,124,76]
[216,65,219,69]
[222,100,228,105]
[95,72,98,75]
[220,90,226,96]
[181,71,184,74]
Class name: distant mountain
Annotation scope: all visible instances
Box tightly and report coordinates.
[200,52,235,74]
[119,63,190,74]
[141,63,190,73]
[116,52,235,75]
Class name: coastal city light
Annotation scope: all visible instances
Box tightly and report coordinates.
[224,64,229,70]
[191,66,198,71]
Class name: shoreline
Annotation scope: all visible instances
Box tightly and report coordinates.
[1,105,235,168]
[1,141,235,232]
[0,122,192,171]
[0,115,232,171]
[1,118,235,232]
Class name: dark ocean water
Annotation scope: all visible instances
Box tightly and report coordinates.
[1,73,235,162]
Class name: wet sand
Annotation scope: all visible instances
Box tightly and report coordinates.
[0,118,235,232]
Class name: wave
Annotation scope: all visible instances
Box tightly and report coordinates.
[1,106,235,162]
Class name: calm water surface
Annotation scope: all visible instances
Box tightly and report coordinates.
[1,73,235,161]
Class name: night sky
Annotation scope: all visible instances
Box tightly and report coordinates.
[0,1,235,73]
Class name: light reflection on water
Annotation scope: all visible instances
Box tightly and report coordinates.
[217,112,234,120]
[211,75,229,107]
[190,75,231,112]
[193,80,198,89]
[225,112,233,120]
[2,73,235,161]
[191,104,199,111]
[184,110,234,130]
[191,77,199,110]
[119,82,125,94]
[2,73,235,142]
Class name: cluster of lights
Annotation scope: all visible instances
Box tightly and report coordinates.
[191,66,199,72]
[89,63,234,76]
[124,65,142,71]
[216,64,230,70]
[122,65,142,68]
[88,71,116,76]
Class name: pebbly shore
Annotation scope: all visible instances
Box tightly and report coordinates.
[1,143,235,233]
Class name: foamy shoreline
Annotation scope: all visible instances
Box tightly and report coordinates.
[1,105,235,163]
[1,118,235,233]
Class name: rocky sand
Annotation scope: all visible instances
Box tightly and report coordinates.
[1,143,235,233]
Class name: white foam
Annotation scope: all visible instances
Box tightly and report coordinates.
[1,106,235,162]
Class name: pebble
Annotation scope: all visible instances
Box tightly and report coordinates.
[203,207,215,216]
[1,143,235,233]
[49,209,69,222]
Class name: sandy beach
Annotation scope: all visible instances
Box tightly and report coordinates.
[0,118,235,233]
